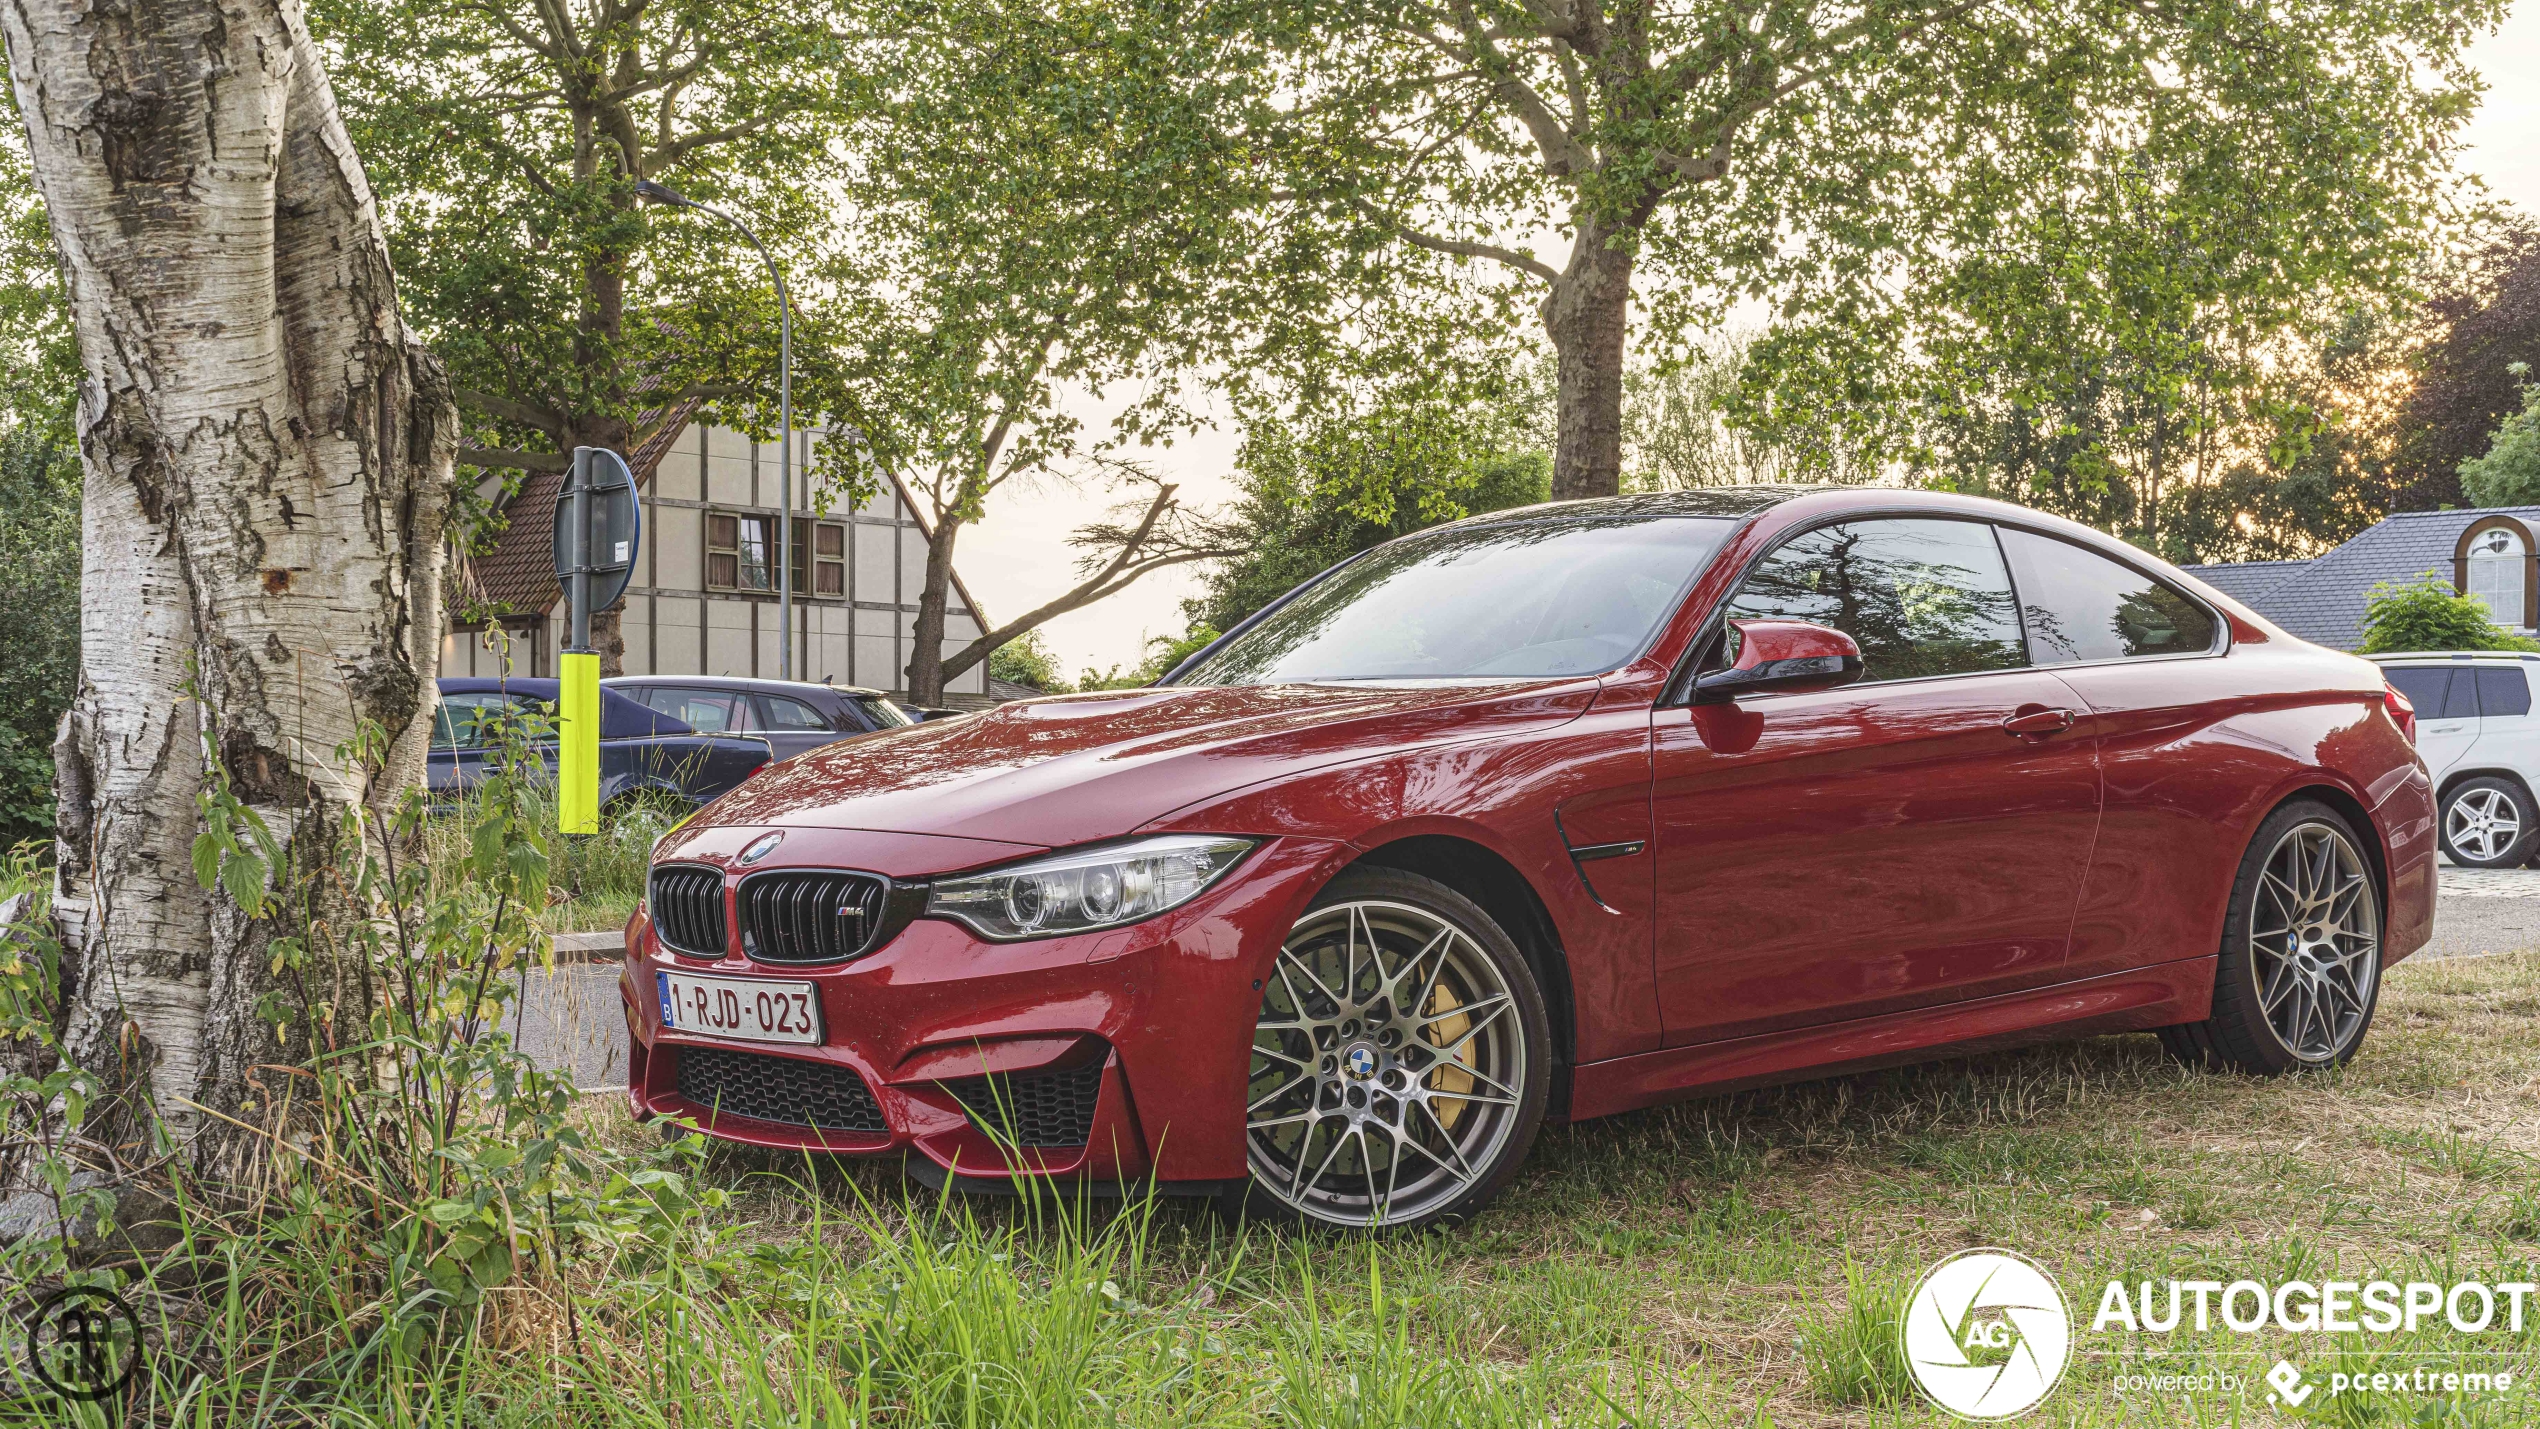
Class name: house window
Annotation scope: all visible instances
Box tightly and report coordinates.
[2464,524,2530,628]
[785,519,849,598]
[707,512,773,592]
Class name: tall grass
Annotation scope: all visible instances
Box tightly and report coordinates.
[422,774,678,934]
[1797,1259,1914,1409]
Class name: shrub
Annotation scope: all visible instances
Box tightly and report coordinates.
[2357,571,2540,654]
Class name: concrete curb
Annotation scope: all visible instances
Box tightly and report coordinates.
[552,929,625,963]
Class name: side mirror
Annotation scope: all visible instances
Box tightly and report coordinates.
[1691,620,1864,704]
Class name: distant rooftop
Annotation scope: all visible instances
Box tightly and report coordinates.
[2184,506,2540,650]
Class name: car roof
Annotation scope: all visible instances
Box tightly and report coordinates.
[433,677,694,737]
[2365,652,2540,663]
[603,674,892,699]
[1444,486,1817,526]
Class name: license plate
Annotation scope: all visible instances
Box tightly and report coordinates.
[656,971,821,1045]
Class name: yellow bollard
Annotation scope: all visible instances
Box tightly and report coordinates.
[559,650,600,834]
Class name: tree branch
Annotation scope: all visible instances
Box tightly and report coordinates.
[1353,199,1559,282]
[646,114,776,172]
[936,490,1240,685]
[458,445,570,472]
[455,387,567,440]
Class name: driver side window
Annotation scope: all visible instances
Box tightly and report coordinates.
[1720,518,2026,684]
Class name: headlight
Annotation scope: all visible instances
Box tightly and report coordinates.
[925,835,1257,941]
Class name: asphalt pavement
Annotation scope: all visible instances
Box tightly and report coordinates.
[515,863,2539,1089]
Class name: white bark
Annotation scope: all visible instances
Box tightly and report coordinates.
[4,0,454,1173]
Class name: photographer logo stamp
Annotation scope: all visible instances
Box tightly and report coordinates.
[1903,1249,2071,1420]
[23,1285,143,1402]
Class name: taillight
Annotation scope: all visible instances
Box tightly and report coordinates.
[2383,682,2416,745]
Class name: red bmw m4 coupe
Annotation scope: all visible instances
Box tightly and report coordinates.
[622,486,2435,1229]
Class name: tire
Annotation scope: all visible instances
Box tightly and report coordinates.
[2159,800,2382,1075]
[1230,867,1551,1231]
[2438,777,2539,870]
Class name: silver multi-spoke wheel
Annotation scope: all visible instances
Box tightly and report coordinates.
[2248,821,2380,1063]
[1246,899,1530,1227]
[2445,787,2524,864]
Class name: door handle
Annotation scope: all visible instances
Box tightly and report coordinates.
[2002,706,2076,737]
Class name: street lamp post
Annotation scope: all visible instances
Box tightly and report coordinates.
[633,178,796,678]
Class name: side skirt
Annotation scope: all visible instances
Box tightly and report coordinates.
[1568,957,2219,1122]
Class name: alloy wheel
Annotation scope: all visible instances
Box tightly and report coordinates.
[1245,900,1528,1227]
[2445,787,2524,864]
[2248,821,2379,1063]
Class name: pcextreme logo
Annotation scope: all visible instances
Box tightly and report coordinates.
[1902,1249,2073,1420]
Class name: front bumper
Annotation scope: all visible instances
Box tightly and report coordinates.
[620,832,1345,1185]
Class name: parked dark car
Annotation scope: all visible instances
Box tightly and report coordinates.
[430,677,770,812]
[604,676,914,763]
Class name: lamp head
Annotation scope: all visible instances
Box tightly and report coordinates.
[632,179,692,208]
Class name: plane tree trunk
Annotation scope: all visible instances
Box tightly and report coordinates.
[4,0,456,1183]
[1544,219,1638,501]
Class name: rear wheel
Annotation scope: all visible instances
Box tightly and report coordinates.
[2438,777,2538,870]
[2160,800,2381,1074]
[1236,868,1549,1230]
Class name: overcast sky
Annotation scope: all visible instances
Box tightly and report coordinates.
[957,4,2540,682]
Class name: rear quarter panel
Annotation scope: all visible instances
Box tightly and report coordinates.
[2051,639,2434,982]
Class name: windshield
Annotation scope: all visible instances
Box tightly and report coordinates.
[1180,516,1734,685]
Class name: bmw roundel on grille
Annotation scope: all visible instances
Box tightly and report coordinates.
[737,832,785,866]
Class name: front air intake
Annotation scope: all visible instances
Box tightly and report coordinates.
[938,1061,1106,1148]
[675,1047,887,1133]
[648,863,727,958]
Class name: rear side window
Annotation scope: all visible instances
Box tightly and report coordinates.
[1721,518,2025,684]
[1997,528,2218,664]
[647,687,752,732]
[856,696,914,728]
[2384,668,2454,719]
[2439,671,2479,721]
[759,694,832,730]
[2477,667,2533,718]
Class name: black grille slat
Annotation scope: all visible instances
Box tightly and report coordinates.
[939,1062,1105,1148]
[650,864,727,958]
[738,870,889,965]
[675,1047,887,1133]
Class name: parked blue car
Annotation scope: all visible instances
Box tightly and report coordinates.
[429,677,770,812]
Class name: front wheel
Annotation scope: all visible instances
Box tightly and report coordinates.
[1236,868,1550,1230]
[2160,800,2382,1075]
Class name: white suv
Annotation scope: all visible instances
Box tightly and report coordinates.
[2371,653,2540,868]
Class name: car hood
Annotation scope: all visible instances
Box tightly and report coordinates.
[686,679,1598,852]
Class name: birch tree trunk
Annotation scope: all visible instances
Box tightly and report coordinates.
[4,0,455,1181]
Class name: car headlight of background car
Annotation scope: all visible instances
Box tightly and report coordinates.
[925,835,1258,941]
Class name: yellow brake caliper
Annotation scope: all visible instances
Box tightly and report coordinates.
[1424,982,1475,1129]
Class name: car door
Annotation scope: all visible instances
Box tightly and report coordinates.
[1651,517,2103,1045]
[2384,666,2479,780]
[753,691,849,761]
[1991,525,2246,981]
